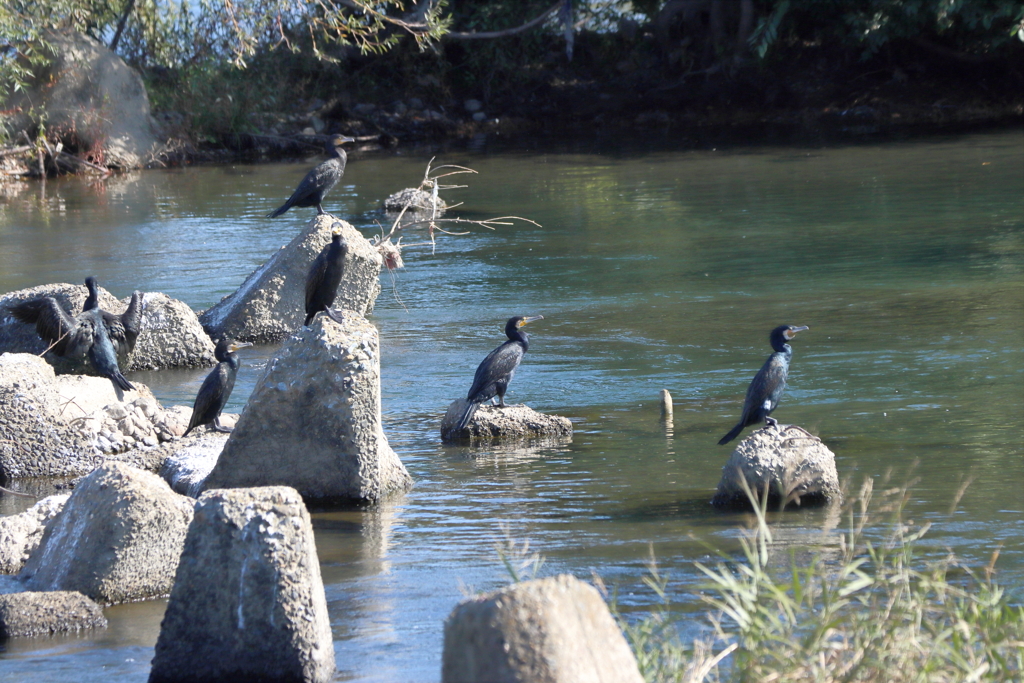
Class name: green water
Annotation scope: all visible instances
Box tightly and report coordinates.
[0,129,1022,681]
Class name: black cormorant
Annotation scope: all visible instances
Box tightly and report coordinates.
[267,134,354,218]
[305,228,349,325]
[454,315,544,431]
[183,338,253,436]
[11,277,143,392]
[718,324,809,445]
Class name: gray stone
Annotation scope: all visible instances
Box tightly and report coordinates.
[149,487,334,683]
[711,423,841,509]
[472,111,487,122]
[441,400,573,442]
[1,30,159,169]
[158,433,229,497]
[442,574,644,683]
[18,462,194,604]
[0,591,107,638]
[202,314,412,502]
[464,99,483,113]
[382,187,448,214]
[0,495,69,574]
[199,215,382,344]
[0,353,201,480]
[0,282,215,371]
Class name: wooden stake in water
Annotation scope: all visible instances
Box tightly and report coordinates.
[660,389,673,422]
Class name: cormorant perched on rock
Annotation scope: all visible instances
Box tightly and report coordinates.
[719,324,809,445]
[183,338,253,436]
[305,228,348,325]
[11,277,143,391]
[267,134,354,218]
[454,315,544,431]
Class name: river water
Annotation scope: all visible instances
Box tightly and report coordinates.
[1,129,1022,681]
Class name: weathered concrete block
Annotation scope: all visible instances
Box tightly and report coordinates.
[0,353,199,480]
[149,487,334,683]
[202,313,412,502]
[383,187,448,213]
[18,463,194,604]
[442,574,644,683]
[0,591,107,638]
[158,432,229,497]
[0,284,214,372]
[441,400,573,442]
[0,494,69,574]
[199,215,382,343]
[712,423,841,509]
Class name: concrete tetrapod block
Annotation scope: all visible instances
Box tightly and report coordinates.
[0,283,215,372]
[0,494,69,574]
[440,400,573,442]
[201,313,413,502]
[199,215,382,343]
[712,423,841,509]
[0,591,107,638]
[18,462,194,604]
[442,574,644,683]
[149,486,335,683]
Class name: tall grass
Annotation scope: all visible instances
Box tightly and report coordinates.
[619,477,1024,683]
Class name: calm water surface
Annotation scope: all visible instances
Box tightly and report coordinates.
[1,130,1022,681]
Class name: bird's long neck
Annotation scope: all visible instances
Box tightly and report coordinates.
[507,330,529,352]
[83,282,99,311]
[329,147,347,162]
[772,342,793,364]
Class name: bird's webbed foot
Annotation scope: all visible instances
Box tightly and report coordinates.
[213,418,234,434]
[325,308,345,325]
[765,416,779,429]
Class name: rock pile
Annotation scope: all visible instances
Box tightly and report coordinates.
[0,591,107,638]
[0,354,192,479]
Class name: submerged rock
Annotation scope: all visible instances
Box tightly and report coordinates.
[0,591,107,638]
[199,215,382,343]
[18,462,194,604]
[0,283,215,372]
[711,423,841,509]
[201,313,412,502]
[0,495,69,574]
[440,400,573,442]
[383,187,448,214]
[149,487,334,683]
[442,574,644,683]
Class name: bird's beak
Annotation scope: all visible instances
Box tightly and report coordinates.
[230,341,254,352]
[337,135,355,144]
[518,315,544,327]
[787,325,809,339]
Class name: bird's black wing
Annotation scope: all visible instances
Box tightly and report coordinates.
[466,342,524,403]
[83,312,134,391]
[305,251,330,322]
[185,364,230,435]
[743,354,789,423]
[11,297,81,357]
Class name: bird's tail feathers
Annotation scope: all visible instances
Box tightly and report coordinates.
[267,202,291,218]
[455,401,479,432]
[718,422,744,446]
[111,371,134,392]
